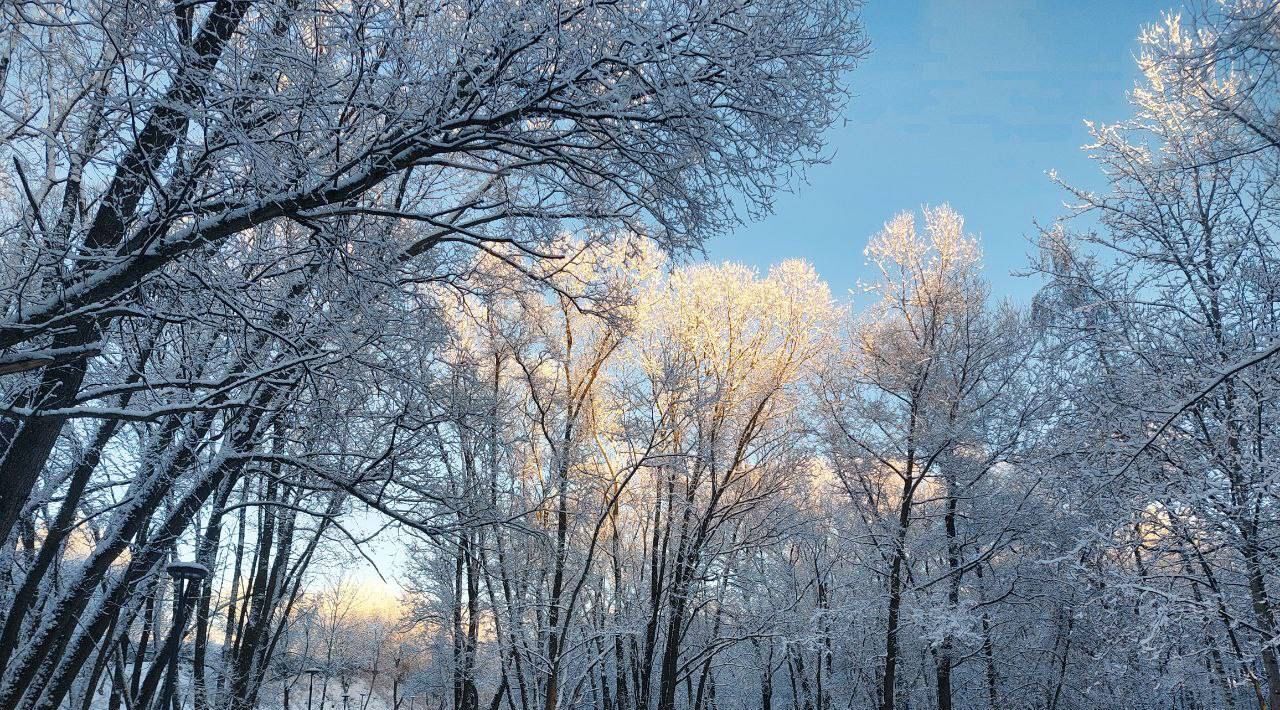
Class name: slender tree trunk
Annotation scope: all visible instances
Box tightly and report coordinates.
[935,479,961,710]
[1047,605,1074,710]
[759,642,774,710]
[881,470,914,710]
[974,566,1000,710]
[1242,533,1280,710]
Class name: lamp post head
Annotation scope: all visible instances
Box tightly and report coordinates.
[166,561,209,583]
[305,666,323,676]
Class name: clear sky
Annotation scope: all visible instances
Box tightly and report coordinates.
[706,0,1183,305]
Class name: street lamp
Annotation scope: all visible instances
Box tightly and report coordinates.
[305,667,323,710]
[341,693,350,710]
[153,561,208,710]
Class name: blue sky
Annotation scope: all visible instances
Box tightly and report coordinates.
[707,0,1181,304]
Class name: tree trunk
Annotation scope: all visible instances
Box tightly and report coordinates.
[935,479,961,710]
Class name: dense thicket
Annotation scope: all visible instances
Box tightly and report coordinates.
[1,1,1278,710]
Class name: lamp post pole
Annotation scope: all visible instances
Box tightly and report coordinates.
[157,562,208,710]
[306,668,323,710]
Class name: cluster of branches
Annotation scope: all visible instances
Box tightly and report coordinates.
[386,4,1280,710]
[393,209,1046,710]
[0,1,863,709]
[5,0,1280,709]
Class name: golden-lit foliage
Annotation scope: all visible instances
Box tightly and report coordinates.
[638,259,839,398]
[860,204,986,353]
[842,204,992,410]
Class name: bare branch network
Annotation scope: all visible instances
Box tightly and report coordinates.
[1,2,1279,710]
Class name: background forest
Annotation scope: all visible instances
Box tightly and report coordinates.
[0,1,1278,709]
